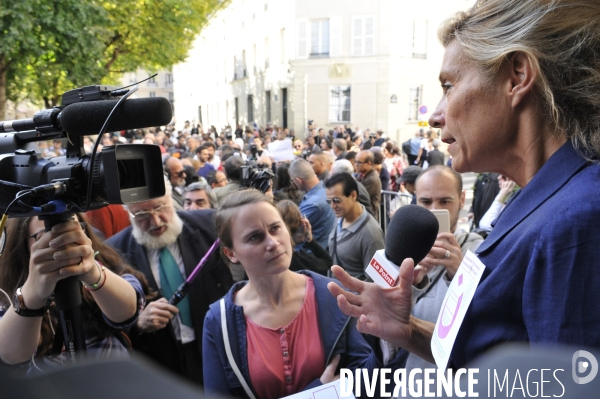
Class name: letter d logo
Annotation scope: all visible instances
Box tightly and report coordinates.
[572,350,598,384]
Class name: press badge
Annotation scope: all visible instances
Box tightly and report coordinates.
[431,250,486,369]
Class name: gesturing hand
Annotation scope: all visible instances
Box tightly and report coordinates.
[327,258,416,348]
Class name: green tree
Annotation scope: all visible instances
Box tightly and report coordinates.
[102,0,226,74]
[1,0,227,120]
[1,0,107,119]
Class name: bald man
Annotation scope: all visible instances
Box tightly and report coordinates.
[288,158,336,250]
[308,152,331,181]
[164,156,187,210]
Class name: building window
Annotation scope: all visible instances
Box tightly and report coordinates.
[352,16,374,56]
[148,75,157,87]
[149,92,156,98]
[165,73,173,85]
[266,90,271,122]
[168,92,174,103]
[311,19,330,56]
[234,98,239,125]
[408,86,422,121]
[253,44,257,73]
[247,95,254,122]
[412,20,428,59]
[280,28,285,63]
[242,50,247,77]
[265,37,270,69]
[329,86,351,123]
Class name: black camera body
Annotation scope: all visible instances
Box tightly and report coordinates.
[240,161,274,194]
[0,85,169,217]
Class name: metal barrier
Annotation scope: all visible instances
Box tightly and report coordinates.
[380,190,414,236]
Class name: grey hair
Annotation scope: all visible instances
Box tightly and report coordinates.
[333,138,347,151]
[288,158,317,181]
[439,0,600,160]
[331,159,355,176]
[184,180,218,209]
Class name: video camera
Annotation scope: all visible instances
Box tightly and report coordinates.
[240,161,274,194]
[0,82,173,364]
[0,84,171,217]
[300,149,312,160]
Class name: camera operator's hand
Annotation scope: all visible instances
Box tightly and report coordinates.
[136,298,178,333]
[22,220,95,309]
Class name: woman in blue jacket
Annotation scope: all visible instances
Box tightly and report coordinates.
[203,189,405,399]
[328,0,600,371]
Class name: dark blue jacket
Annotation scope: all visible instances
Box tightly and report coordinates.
[107,209,233,383]
[202,270,407,398]
[450,140,600,367]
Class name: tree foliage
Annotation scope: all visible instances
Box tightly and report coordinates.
[3,0,108,110]
[0,0,227,119]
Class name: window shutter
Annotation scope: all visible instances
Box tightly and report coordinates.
[297,19,308,59]
[330,16,342,57]
[364,16,374,55]
[413,19,428,58]
[352,16,363,56]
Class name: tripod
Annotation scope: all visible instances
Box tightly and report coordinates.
[41,212,86,364]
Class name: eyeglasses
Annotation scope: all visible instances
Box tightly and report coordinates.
[172,170,186,178]
[30,222,87,242]
[129,204,172,221]
[325,197,344,204]
[354,160,367,165]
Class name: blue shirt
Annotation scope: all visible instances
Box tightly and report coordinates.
[409,137,421,155]
[197,162,215,178]
[298,181,335,250]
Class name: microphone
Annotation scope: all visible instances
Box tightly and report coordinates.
[59,97,172,136]
[0,97,172,136]
[169,239,221,306]
[365,205,439,287]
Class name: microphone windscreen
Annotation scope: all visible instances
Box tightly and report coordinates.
[59,97,173,136]
[385,205,439,266]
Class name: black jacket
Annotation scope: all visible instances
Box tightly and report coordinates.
[106,209,233,384]
[289,240,333,275]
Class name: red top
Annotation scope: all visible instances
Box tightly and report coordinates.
[85,204,131,239]
[246,276,325,399]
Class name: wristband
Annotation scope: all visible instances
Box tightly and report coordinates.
[82,261,106,291]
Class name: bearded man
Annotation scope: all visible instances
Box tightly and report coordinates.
[106,178,233,386]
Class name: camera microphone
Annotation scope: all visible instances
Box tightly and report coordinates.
[0,97,172,137]
[59,97,172,136]
[366,205,439,287]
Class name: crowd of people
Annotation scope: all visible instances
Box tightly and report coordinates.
[1,0,599,397]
